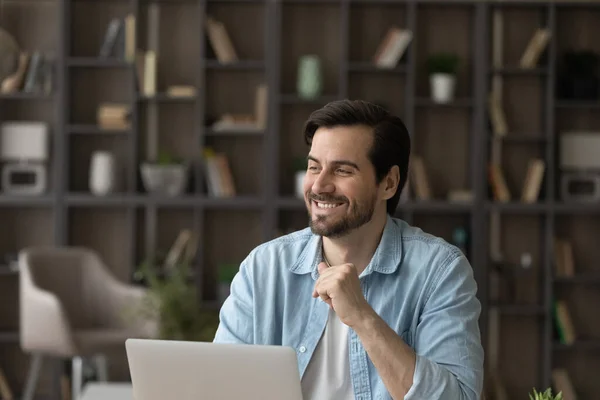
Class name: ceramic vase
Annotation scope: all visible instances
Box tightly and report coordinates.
[430,73,456,103]
[89,151,116,196]
[297,55,322,100]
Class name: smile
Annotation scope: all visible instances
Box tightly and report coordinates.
[314,201,344,209]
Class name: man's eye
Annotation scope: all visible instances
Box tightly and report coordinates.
[337,169,350,174]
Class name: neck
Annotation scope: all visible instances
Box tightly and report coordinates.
[322,209,388,275]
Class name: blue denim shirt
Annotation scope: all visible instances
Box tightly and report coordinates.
[214,215,484,399]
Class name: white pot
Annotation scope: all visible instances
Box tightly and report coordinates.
[294,170,305,198]
[430,73,456,103]
[89,151,116,196]
[140,163,188,196]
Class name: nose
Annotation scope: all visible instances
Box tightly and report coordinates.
[310,170,335,194]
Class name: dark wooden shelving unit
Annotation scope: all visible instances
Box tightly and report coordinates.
[1,0,600,399]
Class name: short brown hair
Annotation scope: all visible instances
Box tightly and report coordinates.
[303,99,411,215]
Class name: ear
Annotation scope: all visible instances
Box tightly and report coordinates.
[381,165,400,201]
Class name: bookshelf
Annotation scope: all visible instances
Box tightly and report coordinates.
[0,0,600,399]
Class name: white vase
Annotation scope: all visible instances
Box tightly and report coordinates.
[430,73,456,103]
[294,170,305,198]
[89,151,116,196]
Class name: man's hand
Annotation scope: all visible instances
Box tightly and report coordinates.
[312,261,374,327]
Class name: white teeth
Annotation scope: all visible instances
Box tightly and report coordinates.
[316,202,341,209]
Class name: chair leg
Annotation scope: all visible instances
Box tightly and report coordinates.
[22,353,43,400]
[71,356,84,400]
[93,354,108,382]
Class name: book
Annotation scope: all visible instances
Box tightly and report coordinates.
[521,158,545,203]
[372,27,412,68]
[205,16,238,64]
[520,28,550,68]
[99,18,123,58]
[554,300,576,345]
[489,163,510,202]
[409,156,431,200]
[554,238,575,277]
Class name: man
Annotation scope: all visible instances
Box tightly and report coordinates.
[214,99,484,399]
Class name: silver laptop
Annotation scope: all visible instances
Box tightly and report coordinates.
[125,338,303,400]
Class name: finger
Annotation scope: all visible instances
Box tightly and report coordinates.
[317,261,329,274]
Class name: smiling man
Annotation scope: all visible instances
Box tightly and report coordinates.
[214,99,484,399]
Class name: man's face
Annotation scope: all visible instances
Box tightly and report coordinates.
[303,125,384,238]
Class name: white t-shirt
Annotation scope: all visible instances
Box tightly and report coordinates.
[301,306,355,399]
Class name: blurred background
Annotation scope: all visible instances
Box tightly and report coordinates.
[0,0,598,399]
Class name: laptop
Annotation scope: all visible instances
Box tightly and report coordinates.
[125,338,304,400]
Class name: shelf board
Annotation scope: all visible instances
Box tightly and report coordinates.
[554,339,600,351]
[490,66,548,75]
[554,202,600,214]
[555,100,600,109]
[277,196,305,210]
[204,127,265,136]
[414,97,473,108]
[280,94,339,105]
[486,201,549,213]
[555,274,600,284]
[67,124,131,135]
[0,92,54,100]
[0,330,18,343]
[205,59,265,70]
[202,196,264,209]
[0,194,54,206]
[0,267,18,276]
[66,194,265,208]
[66,193,141,206]
[489,303,546,315]
[67,57,131,68]
[138,93,197,103]
[488,0,554,7]
[348,62,407,74]
[489,134,547,144]
[400,200,473,213]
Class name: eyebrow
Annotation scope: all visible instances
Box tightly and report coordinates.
[307,155,360,171]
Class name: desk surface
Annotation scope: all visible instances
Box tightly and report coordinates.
[81,382,133,400]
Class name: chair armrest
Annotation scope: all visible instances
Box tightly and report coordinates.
[20,270,76,357]
[102,277,158,338]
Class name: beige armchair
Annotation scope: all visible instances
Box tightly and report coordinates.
[19,246,156,400]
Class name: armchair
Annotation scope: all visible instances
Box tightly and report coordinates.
[19,246,156,400]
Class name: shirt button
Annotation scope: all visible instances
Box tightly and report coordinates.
[299,346,306,353]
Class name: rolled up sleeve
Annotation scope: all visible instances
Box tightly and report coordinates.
[404,254,484,400]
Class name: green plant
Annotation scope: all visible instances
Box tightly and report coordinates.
[155,149,184,165]
[293,156,308,172]
[562,50,599,77]
[427,53,459,75]
[218,263,239,283]
[529,388,563,400]
[131,254,219,342]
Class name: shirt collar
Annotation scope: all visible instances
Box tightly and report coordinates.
[288,215,404,279]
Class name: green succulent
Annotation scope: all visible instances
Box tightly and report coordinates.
[529,388,563,400]
[427,52,459,75]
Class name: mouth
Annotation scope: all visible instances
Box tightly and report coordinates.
[312,200,345,210]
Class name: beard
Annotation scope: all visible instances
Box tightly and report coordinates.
[307,192,376,238]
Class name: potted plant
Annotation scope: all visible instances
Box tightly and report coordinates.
[217,263,239,304]
[529,388,562,400]
[557,50,599,100]
[293,157,307,199]
[427,52,459,103]
[140,149,188,197]
[130,231,219,342]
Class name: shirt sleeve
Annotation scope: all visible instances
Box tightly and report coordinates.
[404,254,484,400]
[212,260,254,344]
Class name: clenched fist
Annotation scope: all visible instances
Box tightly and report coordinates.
[312,261,374,327]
